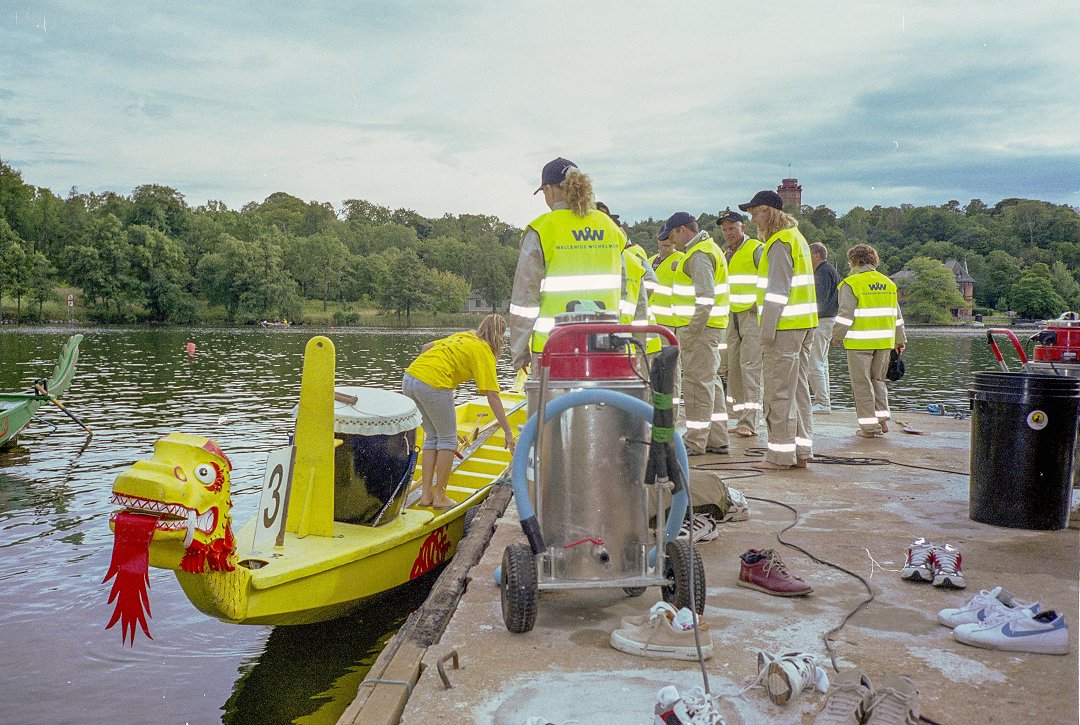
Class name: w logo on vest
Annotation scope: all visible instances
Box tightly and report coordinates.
[571,227,605,242]
[868,283,888,291]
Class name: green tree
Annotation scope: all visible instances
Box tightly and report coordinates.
[128,225,197,323]
[0,160,34,239]
[979,250,1023,309]
[1009,273,1068,319]
[0,219,28,320]
[897,257,968,323]
[426,269,471,317]
[198,235,301,322]
[1049,261,1080,309]
[373,247,429,320]
[286,231,351,310]
[26,250,56,319]
[128,184,191,239]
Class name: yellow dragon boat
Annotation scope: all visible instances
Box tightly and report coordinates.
[104,336,525,642]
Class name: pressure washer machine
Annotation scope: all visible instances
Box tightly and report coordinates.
[499,311,704,634]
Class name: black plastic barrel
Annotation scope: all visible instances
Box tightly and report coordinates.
[968,372,1080,530]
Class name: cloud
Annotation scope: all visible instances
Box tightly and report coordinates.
[1,0,1076,226]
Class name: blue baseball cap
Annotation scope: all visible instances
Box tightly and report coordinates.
[534,157,578,194]
[657,211,695,241]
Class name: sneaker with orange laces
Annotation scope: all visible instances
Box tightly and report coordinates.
[737,549,813,596]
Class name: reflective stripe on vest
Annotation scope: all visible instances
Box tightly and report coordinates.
[841,270,899,350]
[622,249,662,353]
[669,237,729,329]
[528,209,624,352]
[756,227,818,330]
[727,238,763,312]
[648,251,685,328]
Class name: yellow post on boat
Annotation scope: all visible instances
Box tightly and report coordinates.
[286,336,336,538]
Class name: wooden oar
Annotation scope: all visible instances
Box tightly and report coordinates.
[32,382,93,438]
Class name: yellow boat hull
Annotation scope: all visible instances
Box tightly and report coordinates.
[176,391,525,626]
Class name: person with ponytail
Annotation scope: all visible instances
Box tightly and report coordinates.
[402,314,515,509]
[738,190,818,471]
[507,158,634,397]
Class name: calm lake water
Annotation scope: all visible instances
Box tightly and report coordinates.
[0,325,1002,725]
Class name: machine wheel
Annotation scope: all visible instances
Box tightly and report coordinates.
[501,543,538,633]
[661,539,706,614]
[623,587,647,597]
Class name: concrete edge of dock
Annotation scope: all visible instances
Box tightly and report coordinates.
[337,482,514,725]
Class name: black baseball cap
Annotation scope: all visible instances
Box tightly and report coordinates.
[596,201,620,224]
[657,211,695,241]
[738,190,784,211]
[716,209,744,224]
[534,157,578,194]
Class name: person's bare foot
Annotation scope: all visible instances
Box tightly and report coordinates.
[880,420,889,433]
[433,496,456,510]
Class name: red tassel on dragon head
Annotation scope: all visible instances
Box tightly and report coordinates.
[104,433,235,644]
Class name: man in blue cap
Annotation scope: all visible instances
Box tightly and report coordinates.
[658,212,730,455]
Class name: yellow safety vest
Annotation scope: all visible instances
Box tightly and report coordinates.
[527,209,624,352]
[622,249,662,354]
[757,227,818,331]
[727,238,763,313]
[648,251,684,328]
[836,270,900,350]
[669,237,729,329]
[626,243,649,262]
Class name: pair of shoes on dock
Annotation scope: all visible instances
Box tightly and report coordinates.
[900,538,965,588]
[814,670,919,724]
[938,587,1069,655]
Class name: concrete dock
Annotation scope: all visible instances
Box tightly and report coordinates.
[343,412,1079,724]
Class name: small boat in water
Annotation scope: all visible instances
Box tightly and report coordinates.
[260,320,291,329]
[104,335,525,641]
[0,335,84,449]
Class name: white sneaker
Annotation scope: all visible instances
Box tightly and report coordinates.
[621,600,679,629]
[953,609,1069,655]
[899,538,936,582]
[611,610,713,660]
[753,651,829,706]
[721,488,749,523]
[937,586,1037,628]
[653,685,725,725]
[931,544,966,588]
[679,512,719,542]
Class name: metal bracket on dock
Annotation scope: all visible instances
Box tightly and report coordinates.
[436,650,460,689]
[358,677,414,699]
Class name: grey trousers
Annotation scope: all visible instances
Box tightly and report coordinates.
[761,328,814,465]
[725,309,763,433]
[808,317,835,409]
[846,348,891,433]
[677,326,728,453]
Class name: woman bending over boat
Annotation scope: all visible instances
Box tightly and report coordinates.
[402,314,516,509]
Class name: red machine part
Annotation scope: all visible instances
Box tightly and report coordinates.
[540,323,678,381]
[1032,314,1080,364]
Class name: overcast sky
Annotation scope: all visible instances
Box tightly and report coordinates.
[2,1,1078,228]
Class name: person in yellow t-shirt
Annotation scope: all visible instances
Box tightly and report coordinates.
[402,314,516,509]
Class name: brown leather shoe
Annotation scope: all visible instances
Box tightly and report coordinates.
[733,427,756,437]
[737,549,813,596]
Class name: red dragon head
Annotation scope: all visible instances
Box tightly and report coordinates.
[104,433,235,644]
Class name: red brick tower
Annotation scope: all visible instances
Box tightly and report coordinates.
[777,178,802,209]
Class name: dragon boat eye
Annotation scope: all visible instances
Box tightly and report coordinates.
[194,463,219,485]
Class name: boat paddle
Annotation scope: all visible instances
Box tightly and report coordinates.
[32,381,93,438]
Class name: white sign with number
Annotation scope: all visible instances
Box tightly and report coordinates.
[250,445,296,553]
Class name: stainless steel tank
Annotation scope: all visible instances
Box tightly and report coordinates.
[525,377,651,582]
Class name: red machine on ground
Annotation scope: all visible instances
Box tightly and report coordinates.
[987,312,1080,377]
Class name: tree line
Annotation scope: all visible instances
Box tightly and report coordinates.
[1,160,1077,325]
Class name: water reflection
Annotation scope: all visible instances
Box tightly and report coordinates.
[222,570,439,725]
[0,325,1006,724]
